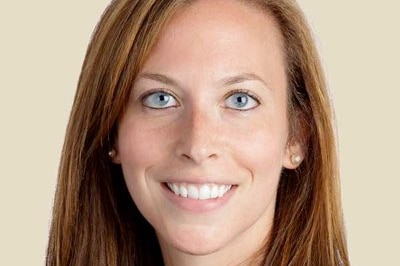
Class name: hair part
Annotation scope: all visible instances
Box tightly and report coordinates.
[47,0,349,265]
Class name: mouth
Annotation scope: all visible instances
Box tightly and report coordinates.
[162,182,237,212]
[165,182,233,200]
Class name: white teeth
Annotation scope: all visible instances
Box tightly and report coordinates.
[187,185,199,199]
[167,183,173,191]
[218,185,226,197]
[167,182,233,200]
[179,185,188,198]
[172,183,179,195]
[210,185,219,199]
[199,185,211,200]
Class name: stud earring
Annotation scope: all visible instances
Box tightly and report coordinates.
[108,149,117,158]
[290,154,302,165]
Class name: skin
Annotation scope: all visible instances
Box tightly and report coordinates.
[114,0,302,265]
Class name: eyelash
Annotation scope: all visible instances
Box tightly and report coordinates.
[140,88,179,108]
[225,88,261,110]
[139,88,261,110]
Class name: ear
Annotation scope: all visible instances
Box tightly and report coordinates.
[111,152,121,164]
[108,133,121,164]
[109,146,121,164]
[283,139,304,169]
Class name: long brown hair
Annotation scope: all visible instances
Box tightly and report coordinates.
[46,0,349,265]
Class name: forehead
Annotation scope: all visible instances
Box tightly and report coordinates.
[140,0,286,88]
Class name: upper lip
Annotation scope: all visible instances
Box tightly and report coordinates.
[161,176,237,185]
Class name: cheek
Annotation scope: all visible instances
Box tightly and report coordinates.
[116,118,165,204]
[235,131,286,205]
[228,120,287,215]
[228,114,289,176]
[117,119,168,171]
[116,118,171,219]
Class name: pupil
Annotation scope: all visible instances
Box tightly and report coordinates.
[157,93,169,105]
[236,95,247,106]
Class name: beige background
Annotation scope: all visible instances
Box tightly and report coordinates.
[1,1,399,265]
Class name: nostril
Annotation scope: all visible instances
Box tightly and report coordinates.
[175,131,220,163]
[181,154,192,160]
[180,151,217,163]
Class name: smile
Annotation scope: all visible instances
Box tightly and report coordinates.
[166,182,233,200]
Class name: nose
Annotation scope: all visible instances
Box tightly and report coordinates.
[175,108,221,164]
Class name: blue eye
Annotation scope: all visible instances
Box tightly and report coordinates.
[225,91,259,110]
[142,91,178,109]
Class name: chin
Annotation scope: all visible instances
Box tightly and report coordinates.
[172,238,223,256]
[160,224,229,256]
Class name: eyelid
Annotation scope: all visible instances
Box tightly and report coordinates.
[140,88,180,109]
[226,89,261,102]
[224,89,261,110]
[139,88,175,101]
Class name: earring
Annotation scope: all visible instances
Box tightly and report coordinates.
[108,149,117,158]
[290,154,302,165]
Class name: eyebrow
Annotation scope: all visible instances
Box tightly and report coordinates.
[137,72,271,90]
[137,72,181,88]
[221,73,270,89]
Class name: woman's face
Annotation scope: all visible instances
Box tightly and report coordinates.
[115,0,301,260]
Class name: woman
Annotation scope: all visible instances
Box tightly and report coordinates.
[47,0,349,265]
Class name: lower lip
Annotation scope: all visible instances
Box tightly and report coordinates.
[161,183,236,213]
